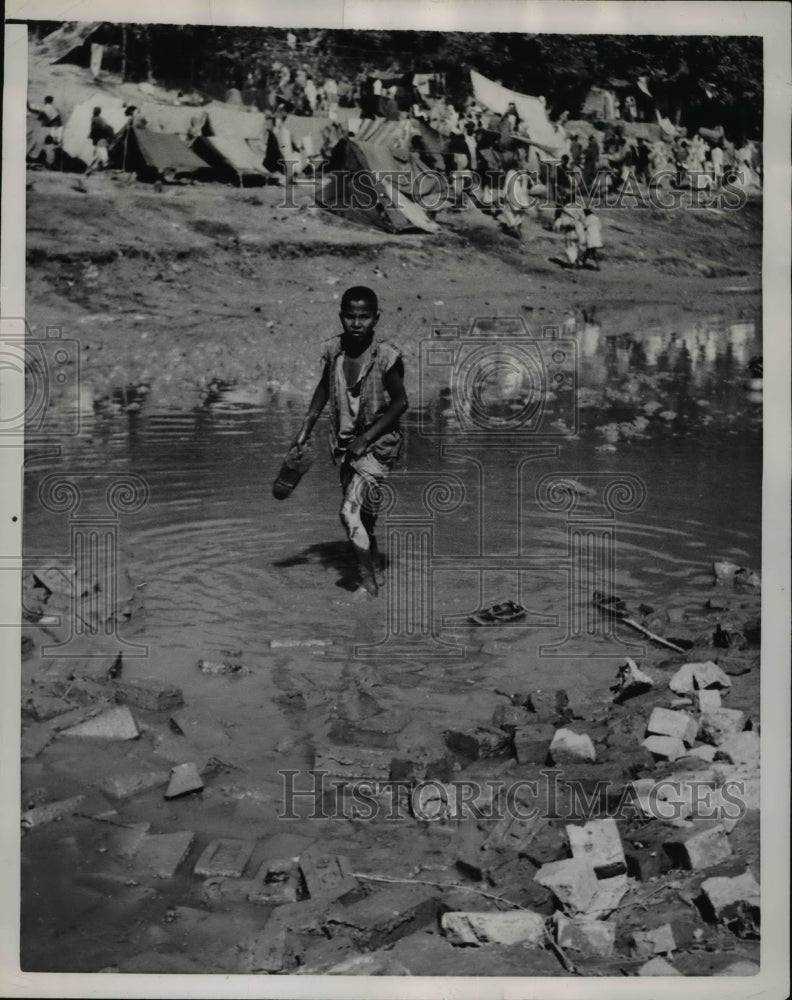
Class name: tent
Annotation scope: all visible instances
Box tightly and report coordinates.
[350,118,414,160]
[137,102,210,140]
[35,22,103,64]
[470,69,565,157]
[319,138,440,234]
[205,103,267,141]
[110,127,210,181]
[63,95,128,166]
[192,135,273,185]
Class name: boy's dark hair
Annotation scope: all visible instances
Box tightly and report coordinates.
[340,286,378,312]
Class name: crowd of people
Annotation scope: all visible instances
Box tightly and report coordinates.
[28,46,763,271]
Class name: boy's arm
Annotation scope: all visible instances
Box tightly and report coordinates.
[293,362,330,448]
[347,361,408,459]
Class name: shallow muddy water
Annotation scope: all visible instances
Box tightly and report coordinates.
[24,311,762,659]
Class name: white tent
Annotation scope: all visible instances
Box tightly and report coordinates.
[470,69,566,157]
[63,95,127,165]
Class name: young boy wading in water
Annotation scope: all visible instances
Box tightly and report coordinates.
[293,287,408,597]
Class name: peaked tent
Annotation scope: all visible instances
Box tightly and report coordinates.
[138,102,210,140]
[351,118,414,160]
[319,138,440,234]
[110,127,210,182]
[205,103,267,141]
[63,95,128,166]
[470,69,566,157]
[192,135,273,185]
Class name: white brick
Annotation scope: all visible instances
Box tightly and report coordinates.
[642,735,686,761]
[638,956,682,975]
[700,870,760,925]
[554,914,615,957]
[669,661,731,695]
[566,818,626,877]
[685,744,717,762]
[694,689,722,712]
[441,911,546,947]
[664,823,732,870]
[698,708,746,746]
[611,659,654,702]
[60,705,138,740]
[714,731,759,766]
[631,924,676,958]
[584,874,630,918]
[534,858,599,914]
[549,728,596,763]
[647,707,698,746]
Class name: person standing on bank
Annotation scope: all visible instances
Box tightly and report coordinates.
[293,287,408,598]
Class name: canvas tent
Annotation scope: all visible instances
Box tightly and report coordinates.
[110,127,210,181]
[319,138,440,234]
[35,22,103,64]
[470,69,566,158]
[192,135,272,185]
[351,118,414,160]
[63,95,128,166]
[138,102,210,140]
[205,103,267,141]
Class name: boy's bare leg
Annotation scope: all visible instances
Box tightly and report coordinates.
[340,468,379,596]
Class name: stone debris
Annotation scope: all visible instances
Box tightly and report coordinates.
[698,708,747,746]
[113,677,184,711]
[669,661,731,695]
[299,847,357,901]
[646,707,698,746]
[444,725,511,760]
[193,838,255,878]
[631,923,676,957]
[491,702,532,731]
[714,730,759,766]
[534,858,599,914]
[699,870,760,937]
[197,658,252,676]
[95,765,171,800]
[441,910,546,947]
[132,830,195,878]
[20,555,760,975]
[566,818,627,878]
[585,874,630,918]
[246,859,302,905]
[313,745,393,780]
[549,728,596,764]
[512,723,555,764]
[638,955,682,975]
[611,658,654,703]
[59,704,139,740]
[693,689,722,712]
[554,913,616,957]
[641,735,687,761]
[324,884,441,949]
[663,822,732,870]
[165,762,203,799]
[238,917,302,973]
[21,795,85,830]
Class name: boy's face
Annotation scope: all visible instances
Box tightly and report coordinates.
[340,299,379,342]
